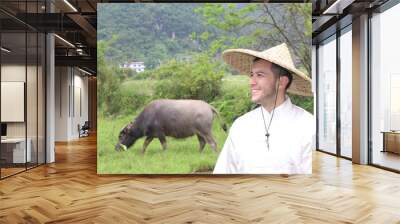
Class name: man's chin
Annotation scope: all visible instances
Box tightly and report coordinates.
[251,96,260,104]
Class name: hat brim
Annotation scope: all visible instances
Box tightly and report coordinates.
[222,49,313,97]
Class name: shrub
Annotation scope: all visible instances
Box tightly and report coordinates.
[289,94,314,114]
[154,54,224,102]
[212,76,254,124]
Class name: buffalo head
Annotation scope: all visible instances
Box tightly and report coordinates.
[115,122,143,151]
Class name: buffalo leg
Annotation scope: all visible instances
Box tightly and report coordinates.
[142,136,154,154]
[158,135,167,151]
[205,135,218,153]
[197,134,206,153]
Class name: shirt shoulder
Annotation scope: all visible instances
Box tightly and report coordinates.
[292,105,314,121]
[230,107,260,129]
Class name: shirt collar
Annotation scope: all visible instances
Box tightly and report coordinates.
[260,95,292,117]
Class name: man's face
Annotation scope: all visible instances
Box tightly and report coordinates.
[249,59,279,104]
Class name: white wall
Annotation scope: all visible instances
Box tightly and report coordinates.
[1,63,46,164]
[75,73,89,120]
[1,65,26,139]
[55,66,69,141]
[55,67,89,141]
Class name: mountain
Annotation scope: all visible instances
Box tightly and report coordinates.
[97,3,211,69]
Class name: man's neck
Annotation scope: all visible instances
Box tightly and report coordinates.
[260,94,286,113]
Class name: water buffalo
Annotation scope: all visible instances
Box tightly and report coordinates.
[115,99,227,154]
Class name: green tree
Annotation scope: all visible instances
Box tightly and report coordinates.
[257,3,312,74]
[194,3,258,56]
[154,54,225,102]
[194,3,312,75]
[98,40,124,116]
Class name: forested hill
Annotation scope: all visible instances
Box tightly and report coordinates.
[98,4,212,69]
[98,3,311,74]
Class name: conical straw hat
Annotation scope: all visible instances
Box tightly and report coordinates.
[222,43,312,96]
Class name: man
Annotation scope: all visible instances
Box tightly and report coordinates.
[213,43,315,174]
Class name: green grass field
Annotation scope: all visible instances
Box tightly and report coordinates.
[120,79,158,96]
[97,76,248,174]
[97,116,228,174]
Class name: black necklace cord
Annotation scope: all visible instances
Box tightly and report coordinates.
[260,76,280,151]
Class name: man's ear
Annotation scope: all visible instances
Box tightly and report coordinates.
[279,76,289,90]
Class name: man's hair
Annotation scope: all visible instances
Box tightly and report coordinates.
[253,57,293,90]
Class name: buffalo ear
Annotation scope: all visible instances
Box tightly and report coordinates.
[120,126,126,134]
[127,122,134,130]
[118,128,125,138]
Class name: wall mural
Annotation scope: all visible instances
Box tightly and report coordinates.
[97,3,313,174]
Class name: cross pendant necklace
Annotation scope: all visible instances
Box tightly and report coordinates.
[260,106,275,151]
[265,132,270,150]
[259,80,279,151]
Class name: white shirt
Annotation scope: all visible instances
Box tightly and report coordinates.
[213,96,315,174]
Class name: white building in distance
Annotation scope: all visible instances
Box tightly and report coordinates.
[121,61,145,73]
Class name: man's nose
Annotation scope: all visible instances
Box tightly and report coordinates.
[249,76,257,86]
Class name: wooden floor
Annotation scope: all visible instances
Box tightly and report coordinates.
[1,135,400,223]
[0,167,26,178]
[373,150,400,171]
